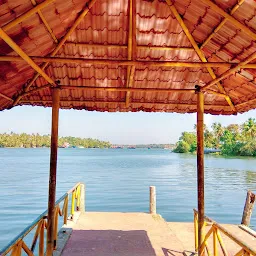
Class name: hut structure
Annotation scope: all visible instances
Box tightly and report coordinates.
[1,0,256,255]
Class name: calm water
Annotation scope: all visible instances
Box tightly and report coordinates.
[1,148,256,249]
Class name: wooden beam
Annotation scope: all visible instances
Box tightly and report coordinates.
[20,99,231,109]
[46,88,60,256]
[61,85,196,93]
[19,84,228,100]
[196,87,205,256]
[165,0,236,112]
[202,50,256,90]
[65,42,194,51]
[2,55,256,68]
[126,0,136,106]
[0,92,13,102]
[13,0,98,106]
[1,0,55,32]
[30,0,58,43]
[0,28,55,86]
[200,0,245,49]
[236,98,256,109]
[200,0,256,41]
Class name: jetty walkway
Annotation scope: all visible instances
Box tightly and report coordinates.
[56,211,256,256]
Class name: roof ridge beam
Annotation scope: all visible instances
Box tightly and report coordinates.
[125,0,137,107]
[200,0,256,41]
[12,0,98,106]
[165,0,236,112]
[65,42,194,51]
[200,0,245,49]
[2,56,256,68]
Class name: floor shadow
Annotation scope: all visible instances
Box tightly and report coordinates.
[62,230,157,256]
[162,248,189,256]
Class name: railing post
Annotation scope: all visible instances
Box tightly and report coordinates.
[46,88,60,256]
[80,183,85,212]
[194,211,198,251]
[150,186,156,214]
[241,190,255,226]
[196,86,205,256]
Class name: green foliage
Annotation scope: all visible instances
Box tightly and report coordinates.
[173,140,190,153]
[173,132,196,153]
[0,133,111,148]
[174,118,256,157]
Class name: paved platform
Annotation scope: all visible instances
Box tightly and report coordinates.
[61,212,185,256]
[59,212,256,256]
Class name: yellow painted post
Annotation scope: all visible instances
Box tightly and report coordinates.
[194,211,198,251]
[213,227,218,256]
[11,241,22,256]
[76,186,80,210]
[71,191,75,216]
[39,220,45,256]
[53,206,59,250]
[63,196,68,225]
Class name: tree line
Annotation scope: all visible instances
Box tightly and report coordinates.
[173,118,256,156]
[0,133,111,148]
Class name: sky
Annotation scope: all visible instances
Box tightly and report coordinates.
[1,106,256,144]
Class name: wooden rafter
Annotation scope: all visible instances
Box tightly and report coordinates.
[200,0,256,41]
[0,92,13,102]
[201,50,256,90]
[236,98,256,109]
[64,42,194,51]
[12,0,98,106]
[1,0,55,31]
[125,0,137,107]
[30,0,58,43]
[200,0,245,49]
[2,55,256,69]
[165,0,236,112]
[20,99,231,110]
[0,28,55,86]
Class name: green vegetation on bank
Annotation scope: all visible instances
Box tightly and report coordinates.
[0,133,111,148]
[173,118,256,156]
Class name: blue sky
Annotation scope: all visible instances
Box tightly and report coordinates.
[1,106,256,144]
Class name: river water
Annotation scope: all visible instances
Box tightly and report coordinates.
[0,148,256,250]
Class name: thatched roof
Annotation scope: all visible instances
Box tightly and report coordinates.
[0,0,256,114]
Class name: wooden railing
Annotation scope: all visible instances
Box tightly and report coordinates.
[194,209,256,256]
[0,182,84,256]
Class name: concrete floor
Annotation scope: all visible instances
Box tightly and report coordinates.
[60,212,256,256]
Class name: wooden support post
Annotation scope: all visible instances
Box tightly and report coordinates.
[150,186,156,214]
[241,190,256,226]
[80,183,85,212]
[196,86,205,256]
[46,88,60,256]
